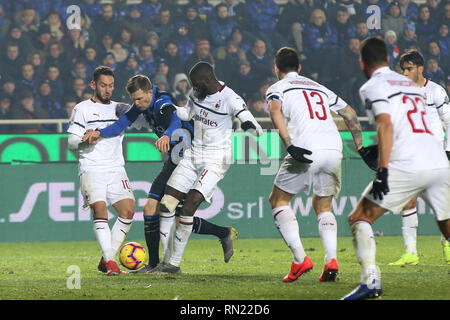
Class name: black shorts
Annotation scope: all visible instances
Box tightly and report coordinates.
[147,159,177,201]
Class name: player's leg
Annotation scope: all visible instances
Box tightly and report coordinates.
[111,198,134,259]
[390,196,420,266]
[142,197,162,269]
[313,194,339,281]
[269,185,312,282]
[341,197,386,300]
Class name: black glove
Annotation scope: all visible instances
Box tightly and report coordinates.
[287,145,313,163]
[358,145,378,171]
[446,151,450,161]
[369,167,389,200]
[241,120,256,131]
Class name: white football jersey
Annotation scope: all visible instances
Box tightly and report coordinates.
[423,79,449,146]
[266,72,347,152]
[67,98,125,174]
[181,83,248,160]
[360,67,449,171]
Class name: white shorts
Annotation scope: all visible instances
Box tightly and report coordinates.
[167,154,230,203]
[363,167,450,220]
[80,168,135,208]
[274,149,342,196]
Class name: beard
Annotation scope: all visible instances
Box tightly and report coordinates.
[95,91,111,104]
[193,87,208,100]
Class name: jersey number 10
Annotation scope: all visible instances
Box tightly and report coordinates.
[303,90,327,120]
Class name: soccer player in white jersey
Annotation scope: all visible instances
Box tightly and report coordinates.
[342,38,450,300]
[386,50,450,266]
[152,61,263,273]
[67,66,135,276]
[266,47,365,283]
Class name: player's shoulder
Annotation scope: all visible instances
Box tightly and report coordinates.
[425,79,447,96]
[222,84,244,102]
[73,99,95,112]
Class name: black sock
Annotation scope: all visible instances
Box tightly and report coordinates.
[192,216,229,239]
[144,215,160,268]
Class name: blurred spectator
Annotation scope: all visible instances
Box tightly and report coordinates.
[45,41,70,76]
[208,3,237,48]
[153,7,175,46]
[80,13,97,47]
[156,58,174,91]
[138,43,157,77]
[3,24,34,54]
[233,60,260,101]
[62,96,77,130]
[385,30,401,67]
[445,75,450,94]
[335,0,364,22]
[102,51,117,71]
[0,93,12,132]
[171,73,191,102]
[1,76,17,104]
[34,79,64,119]
[44,11,65,42]
[46,65,65,102]
[141,0,163,22]
[188,0,214,21]
[70,77,88,102]
[154,72,168,91]
[416,4,437,44]
[97,32,114,59]
[122,4,153,43]
[426,0,441,22]
[71,60,89,83]
[425,57,446,85]
[161,39,185,75]
[381,1,408,38]
[183,5,209,42]
[83,46,99,76]
[10,90,50,133]
[1,42,23,79]
[33,24,53,52]
[247,39,274,81]
[185,39,216,74]
[0,4,12,42]
[27,51,46,79]
[441,2,450,27]
[437,23,450,57]
[110,42,129,64]
[248,93,269,118]
[14,8,40,41]
[116,53,142,100]
[230,27,253,54]
[80,0,102,20]
[173,22,195,61]
[216,40,247,84]
[355,20,372,41]
[398,22,420,52]
[427,40,449,71]
[145,31,162,59]
[17,63,38,96]
[116,25,138,55]
[277,0,312,54]
[397,0,418,21]
[334,7,357,47]
[94,3,118,40]
[62,27,87,63]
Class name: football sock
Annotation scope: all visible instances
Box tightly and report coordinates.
[192,216,229,239]
[144,214,160,268]
[351,220,379,284]
[272,205,306,264]
[93,218,115,262]
[169,215,193,267]
[160,210,176,264]
[401,209,418,254]
[317,211,337,264]
[111,216,133,255]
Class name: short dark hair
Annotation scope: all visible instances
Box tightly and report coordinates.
[399,49,424,69]
[359,37,388,68]
[126,74,152,94]
[189,61,216,81]
[93,66,114,83]
[274,47,299,73]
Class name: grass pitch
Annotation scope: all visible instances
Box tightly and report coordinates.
[0,235,448,300]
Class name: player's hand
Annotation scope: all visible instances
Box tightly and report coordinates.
[287,145,313,164]
[156,135,171,154]
[446,151,450,161]
[83,129,100,144]
[241,121,263,137]
[358,145,378,171]
[369,167,389,200]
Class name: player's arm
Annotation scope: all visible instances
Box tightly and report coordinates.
[435,88,450,160]
[337,105,363,150]
[67,106,90,150]
[175,97,195,121]
[235,107,263,137]
[268,98,312,163]
[375,113,393,168]
[156,101,182,154]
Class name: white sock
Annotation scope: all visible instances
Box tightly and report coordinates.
[93,218,115,262]
[401,209,418,254]
[111,217,133,256]
[351,221,380,285]
[169,215,193,267]
[317,211,337,264]
[272,205,306,264]
[160,211,176,263]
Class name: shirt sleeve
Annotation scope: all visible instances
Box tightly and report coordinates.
[67,105,86,137]
[266,83,283,104]
[176,97,195,121]
[325,87,348,113]
[359,81,391,122]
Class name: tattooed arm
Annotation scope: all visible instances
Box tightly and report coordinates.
[337,105,363,150]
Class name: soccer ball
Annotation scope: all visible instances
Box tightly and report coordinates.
[119,242,146,270]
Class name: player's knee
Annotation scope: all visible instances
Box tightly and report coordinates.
[160,194,180,213]
[143,198,159,216]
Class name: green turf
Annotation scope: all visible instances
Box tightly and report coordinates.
[0,235,448,300]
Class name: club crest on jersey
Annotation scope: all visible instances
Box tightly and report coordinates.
[215,101,221,110]
[93,113,100,117]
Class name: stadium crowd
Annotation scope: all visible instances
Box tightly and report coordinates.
[0,0,448,133]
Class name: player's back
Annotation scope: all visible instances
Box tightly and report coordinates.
[68,98,125,173]
[360,67,448,171]
[266,72,347,152]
